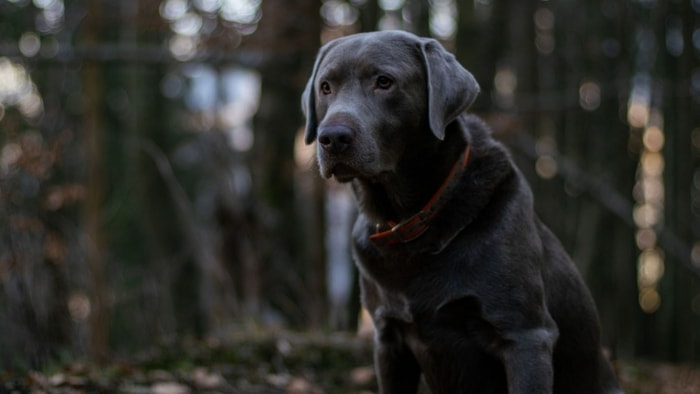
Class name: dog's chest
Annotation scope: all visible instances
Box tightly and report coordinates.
[353,225,439,289]
[373,287,414,323]
[354,252,457,328]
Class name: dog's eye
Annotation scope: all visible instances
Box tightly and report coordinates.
[320,81,332,95]
[376,76,393,90]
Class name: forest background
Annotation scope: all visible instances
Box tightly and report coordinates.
[1,0,699,383]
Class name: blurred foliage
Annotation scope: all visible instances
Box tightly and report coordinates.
[1,331,377,393]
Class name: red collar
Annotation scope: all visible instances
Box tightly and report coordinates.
[369,144,471,247]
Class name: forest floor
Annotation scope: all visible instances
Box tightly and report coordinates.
[2,330,699,393]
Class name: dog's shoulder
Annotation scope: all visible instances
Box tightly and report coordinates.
[433,114,534,236]
[459,114,509,159]
[455,114,516,197]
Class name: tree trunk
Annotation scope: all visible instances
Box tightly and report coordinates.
[658,0,698,362]
[82,0,108,362]
[358,0,380,32]
[404,0,430,36]
[250,0,324,327]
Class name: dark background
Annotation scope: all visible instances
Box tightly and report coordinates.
[0,0,699,370]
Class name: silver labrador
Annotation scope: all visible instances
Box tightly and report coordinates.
[302,30,622,394]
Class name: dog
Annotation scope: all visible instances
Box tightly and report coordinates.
[302,30,622,394]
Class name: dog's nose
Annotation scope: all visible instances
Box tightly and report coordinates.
[318,125,353,154]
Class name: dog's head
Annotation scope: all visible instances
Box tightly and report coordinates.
[302,30,480,182]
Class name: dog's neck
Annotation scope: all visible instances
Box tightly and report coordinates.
[352,129,467,225]
[351,115,516,251]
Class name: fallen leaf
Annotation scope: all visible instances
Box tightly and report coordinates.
[286,376,324,394]
[48,373,65,386]
[151,381,190,394]
[192,367,223,389]
[349,366,374,386]
[148,370,175,382]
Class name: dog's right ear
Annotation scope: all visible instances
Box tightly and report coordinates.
[420,38,480,140]
[302,41,336,145]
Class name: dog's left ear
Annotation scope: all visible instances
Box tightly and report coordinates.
[420,39,480,140]
[301,61,319,145]
[302,41,338,145]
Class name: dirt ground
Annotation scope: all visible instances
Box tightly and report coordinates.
[2,331,699,393]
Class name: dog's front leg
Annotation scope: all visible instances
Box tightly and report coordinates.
[374,320,422,394]
[500,327,557,394]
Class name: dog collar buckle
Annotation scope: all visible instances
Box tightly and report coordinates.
[392,210,431,241]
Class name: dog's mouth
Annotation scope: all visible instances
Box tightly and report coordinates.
[318,149,381,183]
[324,163,359,183]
